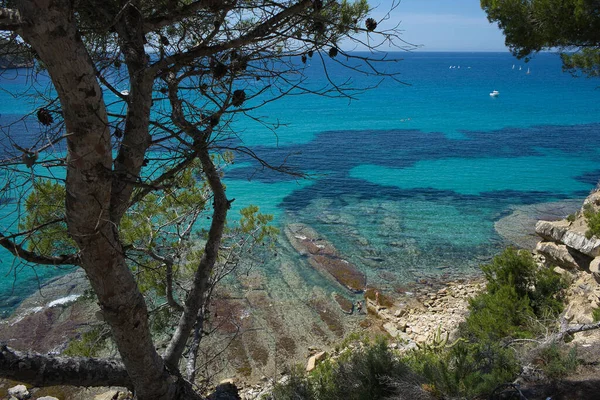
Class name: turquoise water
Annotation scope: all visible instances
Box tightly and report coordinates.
[1,52,600,315]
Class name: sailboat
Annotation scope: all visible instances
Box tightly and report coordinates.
[519,66,522,71]
[526,67,531,75]
[512,64,515,70]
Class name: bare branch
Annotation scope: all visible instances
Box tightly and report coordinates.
[0,233,79,266]
[153,0,312,71]
[143,0,222,33]
[0,344,131,388]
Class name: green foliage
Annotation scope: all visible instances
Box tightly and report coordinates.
[466,285,535,341]
[269,337,419,400]
[583,204,600,239]
[63,326,109,357]
[566,213,577,223]
[479,248,567,324]
[405,340,519,398]
[562,48,600,77]
[481,0,600,77]
[238,205,278,244]
[21,180,76,257]
[592,307,600,322]
[536,343,579,381]
[406,248,568,398]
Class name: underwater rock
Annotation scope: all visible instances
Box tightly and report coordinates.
[285,224,366,293]
[332,293,354,314]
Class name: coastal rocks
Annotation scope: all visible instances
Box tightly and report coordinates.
[306,351,327,372]
[365,281,483,346]
[332,293,354,314]
[0,296,99,353]
[284,224,366,293]
[535,241,592,270]
[536,220,600,258]
[494,200,581,250]
[8,384,29,399]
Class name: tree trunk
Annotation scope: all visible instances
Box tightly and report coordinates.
[15,1,197,399]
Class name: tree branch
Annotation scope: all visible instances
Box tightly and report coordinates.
[0,233,79,266]
[0,344,131,388]
[153,0,312,71]
[143,0,221,33]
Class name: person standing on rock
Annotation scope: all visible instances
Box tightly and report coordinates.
[356,301,363,314]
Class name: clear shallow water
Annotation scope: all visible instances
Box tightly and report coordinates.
[1,52,600,315]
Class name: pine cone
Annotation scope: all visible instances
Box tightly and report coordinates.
[232,90,246,107]
[365,18,377,32]
[36,108,54,126]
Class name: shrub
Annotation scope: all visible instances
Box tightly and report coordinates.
[269,337,427,400]
[474,248,567,340]
[465,285,536,341]
[405,339,519,398]
[584,204,600,239]
[535,343,578,381]
[63,325,109,357]
[593,307,600,322]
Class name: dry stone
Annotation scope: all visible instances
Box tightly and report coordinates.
[306,351,327,372]
[535,241,592,269]
[536,220,600,257]
[7,385,29,400]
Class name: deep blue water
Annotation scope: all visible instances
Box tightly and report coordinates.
[1,52,600,315]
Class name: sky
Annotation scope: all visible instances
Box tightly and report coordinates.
[367,0,510,52]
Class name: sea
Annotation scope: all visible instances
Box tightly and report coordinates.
[1,51,600,317]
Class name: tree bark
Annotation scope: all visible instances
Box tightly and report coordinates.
[15,1,189,399]
[0,344,131,388]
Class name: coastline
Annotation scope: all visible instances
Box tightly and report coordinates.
[1,196,582,386]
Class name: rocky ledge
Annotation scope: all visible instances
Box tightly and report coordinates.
[535,188,600,276]
[284,223,366,293]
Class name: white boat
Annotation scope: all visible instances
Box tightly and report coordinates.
[489,90,500,97]
[512,64,515,70]
[519,66,522,71]
[526,67,531,75]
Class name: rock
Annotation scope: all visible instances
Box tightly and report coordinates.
[383,322,402,338]
[332,293,354,314]
[590,257,600,275]
[535,241,592,269]
[8,385,29,399]
[553,266,568,276]
[394,308,406,317]
[583,190,600,211]
[37,397,59,400]
[536,220,600,257]
[306,351,327,372]
[209,382,241,400]
[94,391,119,400]
[285,224,366,293]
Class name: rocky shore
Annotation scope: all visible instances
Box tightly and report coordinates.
[5,189,600,399]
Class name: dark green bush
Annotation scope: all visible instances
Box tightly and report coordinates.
[405,339,519,398]
[473,247,567,340]
[269,338,426,400]
[584,204,600,239]
[466,285,535,341]
[536,343,578,381]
